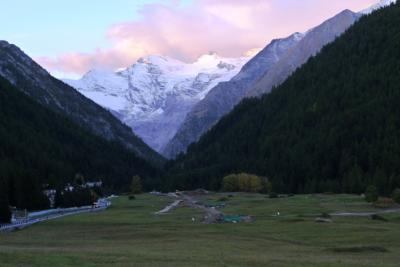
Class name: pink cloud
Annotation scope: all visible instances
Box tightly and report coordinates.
[37,0,377,77]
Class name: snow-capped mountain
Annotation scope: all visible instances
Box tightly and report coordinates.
[246,9,359,97]
[164,0,394,158]
[64,53,249,152]
[0,41,164,165]
[163,32,304,158]
[66,0,393,158]
[360,0,397,14]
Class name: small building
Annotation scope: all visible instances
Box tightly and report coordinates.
[11,208,27,223]
[84,181,103,188]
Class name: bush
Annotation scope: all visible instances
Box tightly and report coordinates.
[128,195,136,200]
[392,188,400,204]
[269,192,278,198]
[55,188,93,208]
[33,192,51,211]
[222,173,263,192]
[321,212,331,218]
[374,197,395,208]
[131,175,143,194]
[222,174,239,192]
[365,185,378,203]
[260,178,272,194]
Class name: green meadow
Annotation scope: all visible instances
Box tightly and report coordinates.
[1,194,399,267]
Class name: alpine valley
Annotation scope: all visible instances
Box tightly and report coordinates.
[64,0,397,159]
[2,1,400,267]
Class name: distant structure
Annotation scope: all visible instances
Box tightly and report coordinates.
[11,208,28,223]
[84,181,103,188]
[43,189,57,208]
[64,183,75,192]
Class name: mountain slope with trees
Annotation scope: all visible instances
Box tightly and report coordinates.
[0,76,160,214]
[165,3,400,195]
[0,41,164,166]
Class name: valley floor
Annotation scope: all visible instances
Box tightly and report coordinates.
[0,193,400,266]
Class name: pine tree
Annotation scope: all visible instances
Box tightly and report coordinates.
[131,175,143,194]
[365,185,379,203]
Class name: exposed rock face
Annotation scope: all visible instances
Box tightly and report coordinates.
[0,41,164,165]
[246,10,359,97]
[163,33,304,158]
[164,10,359,159]
[64,53,248,152]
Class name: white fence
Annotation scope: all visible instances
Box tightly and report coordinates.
[0,199,111,232]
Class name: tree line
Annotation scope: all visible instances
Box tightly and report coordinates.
[0,77,161,222]
[164,3,400,195]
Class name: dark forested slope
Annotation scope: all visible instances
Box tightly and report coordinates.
[0,77,160,210]
[0,41,164,166]
[166,3,400,194]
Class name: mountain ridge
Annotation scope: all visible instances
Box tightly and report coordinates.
[164,2,400,193]
[162,32,304,158]
[64,53,249,152]
[164,9,358,158]
[0,75,161,210]
[164,1,396,159]
[246,9,359,97]
[0,41,164,165]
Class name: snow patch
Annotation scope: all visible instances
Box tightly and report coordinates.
[64,53,249,152]
[360,0,397,14]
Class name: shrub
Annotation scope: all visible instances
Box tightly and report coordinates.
[269,192,278,198]
[365,185,378,203]
[260,178,272,194]
[131,175,143,194]
[374,197,395,208]
[392,188,400,204]
[222,174,239,192]
[321,212,331,218]
[33,192,51,211]
[55,188,93,208]
[222,173,263,192]
[128,195,136,200]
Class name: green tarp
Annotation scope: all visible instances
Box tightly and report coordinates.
[223,215,245,223]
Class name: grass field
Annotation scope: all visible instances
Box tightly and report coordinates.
[1,193,400,267]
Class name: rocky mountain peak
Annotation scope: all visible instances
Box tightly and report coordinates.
[64,53,249,152]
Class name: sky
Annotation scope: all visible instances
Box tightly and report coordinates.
[0,0,378,79]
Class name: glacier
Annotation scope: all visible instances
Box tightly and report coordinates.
[64,53,249,152]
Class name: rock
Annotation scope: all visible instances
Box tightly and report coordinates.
[315,217,333,223]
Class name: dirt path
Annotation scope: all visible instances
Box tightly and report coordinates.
[154,192,224,223]
[155,200,182,214]
[181,194,224,223]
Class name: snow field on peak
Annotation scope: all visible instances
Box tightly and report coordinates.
[64,53,250,152]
